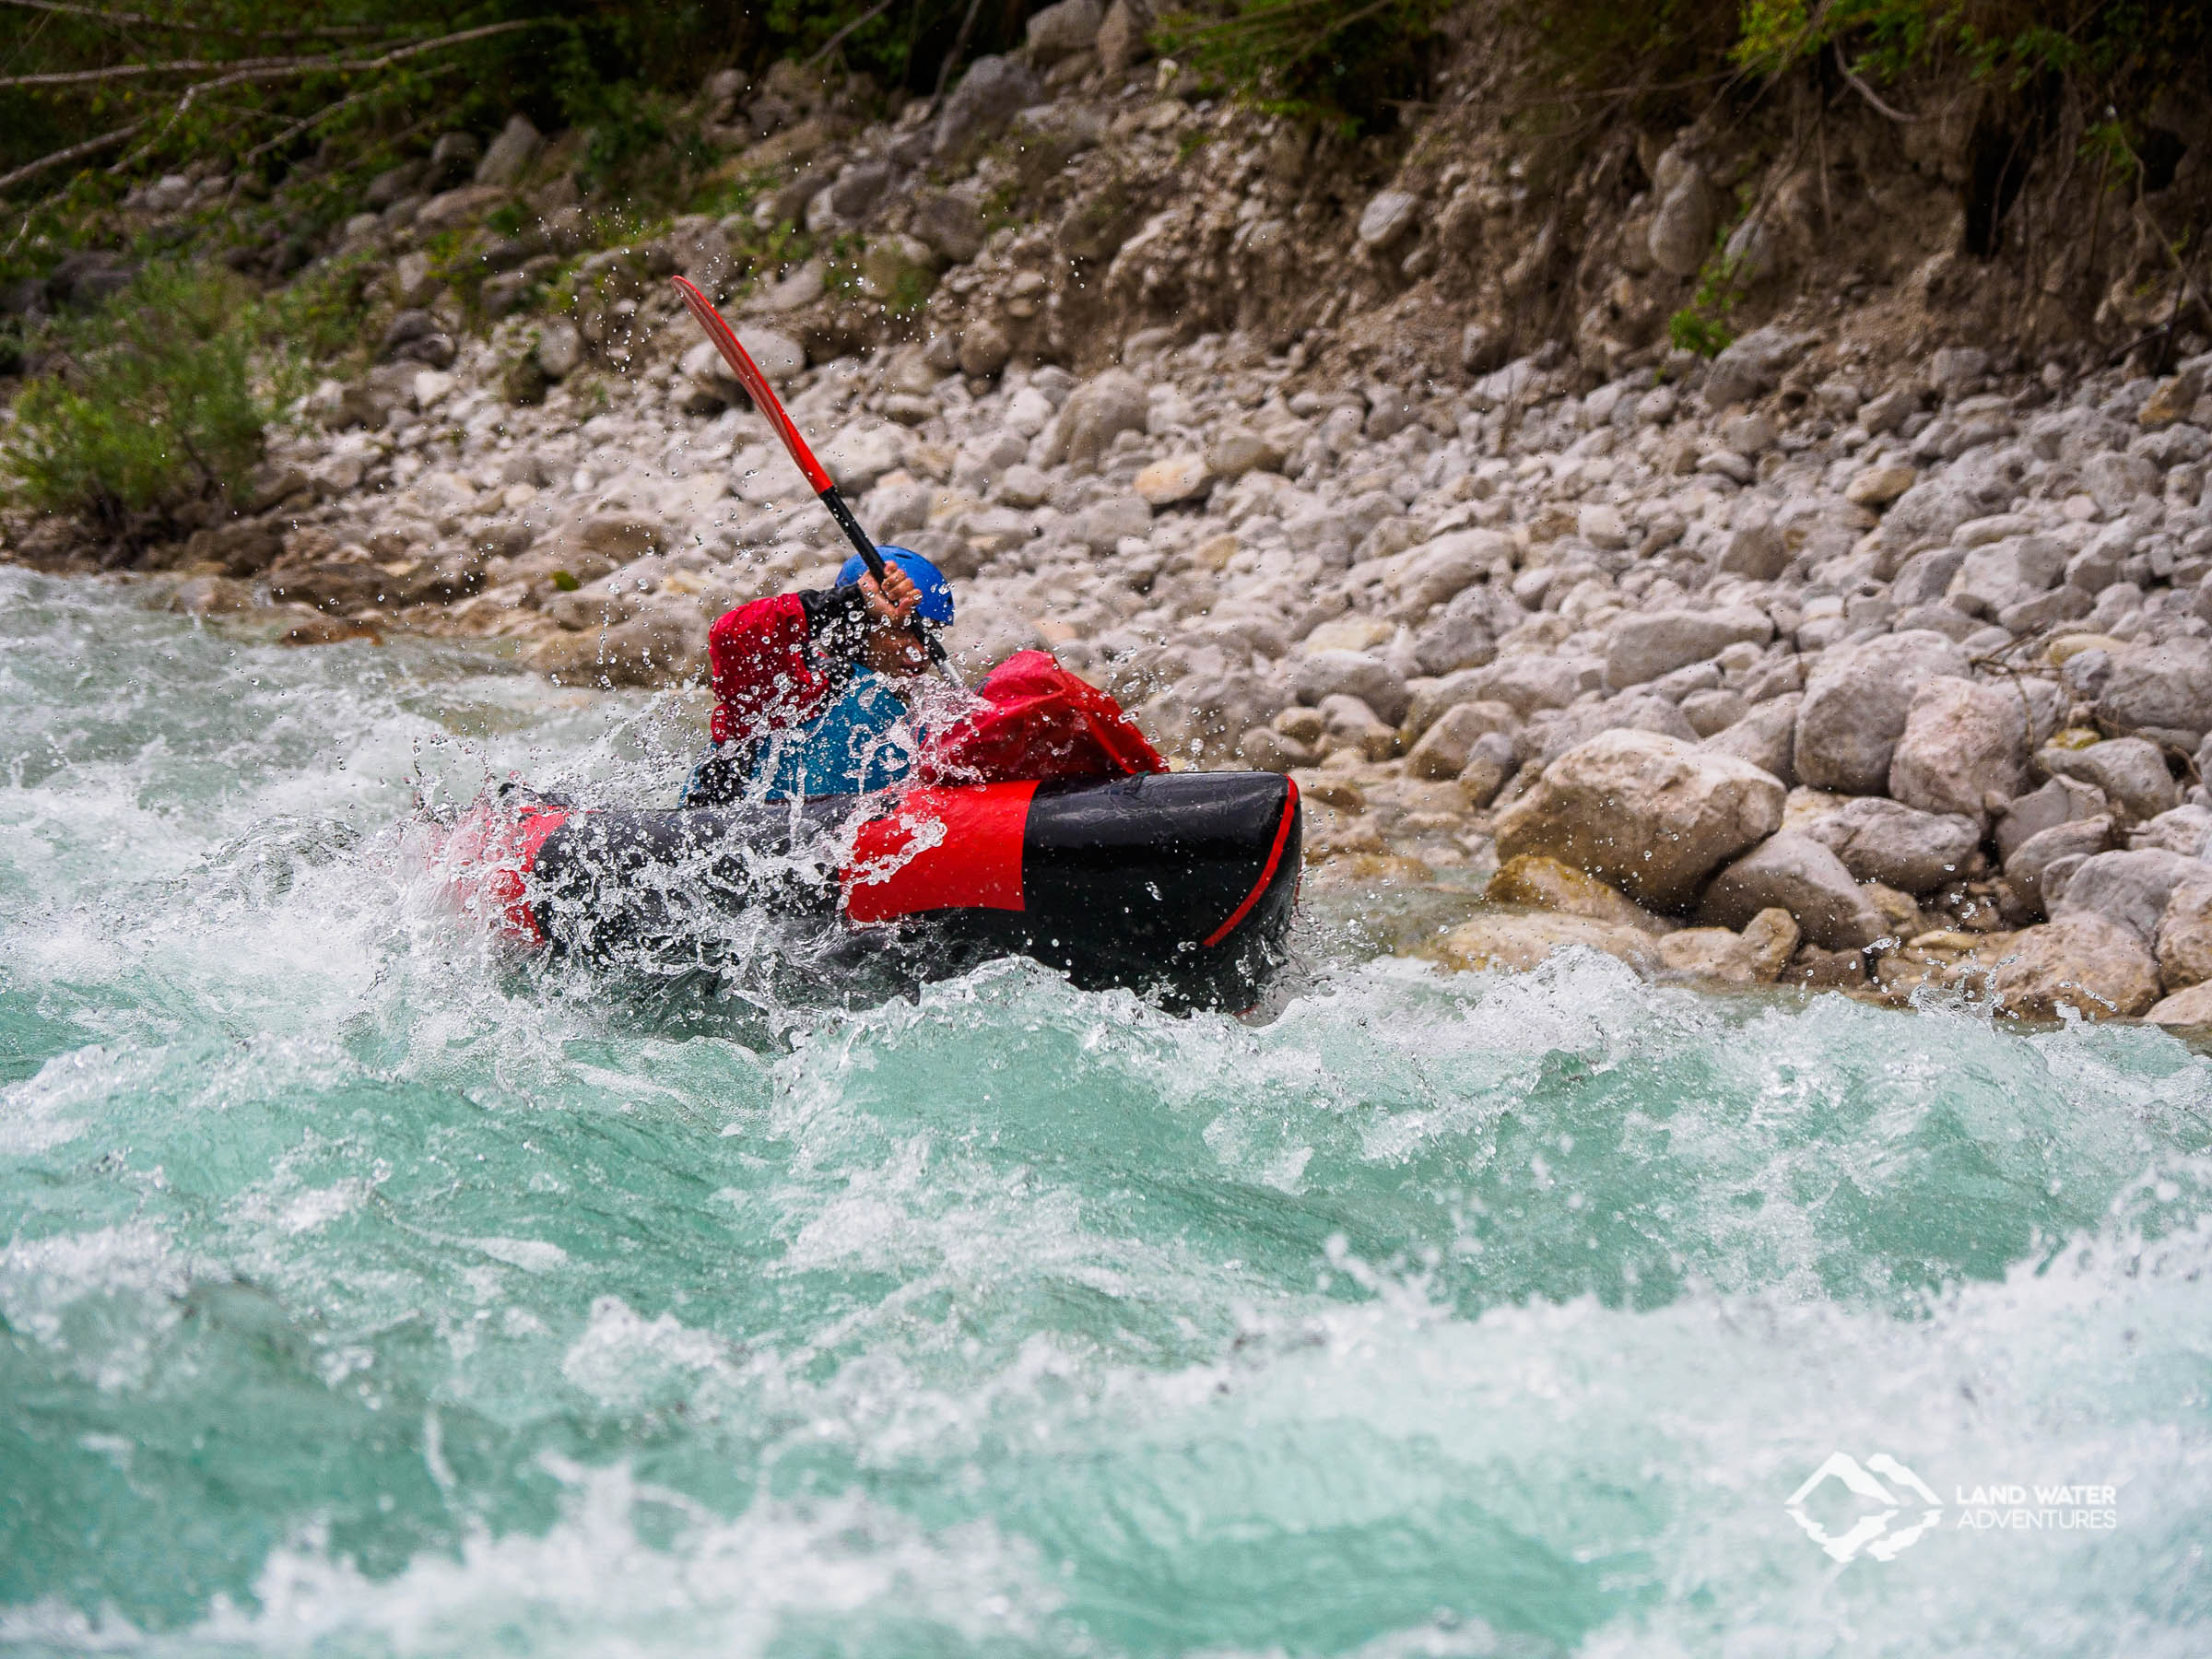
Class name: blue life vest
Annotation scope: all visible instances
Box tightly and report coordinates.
[745,666,915,802]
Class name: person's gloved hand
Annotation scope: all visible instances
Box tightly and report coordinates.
[857,565,922,628]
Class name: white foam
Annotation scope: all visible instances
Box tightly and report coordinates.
[561,1294,732,1408]
[0,1464,1059,1657]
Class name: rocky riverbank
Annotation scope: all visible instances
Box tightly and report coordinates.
[6,7,2212,1021]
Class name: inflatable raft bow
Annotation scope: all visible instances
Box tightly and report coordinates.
[435,770,1302,1009]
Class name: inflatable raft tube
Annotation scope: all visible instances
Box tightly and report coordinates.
[438,771,1301,1009]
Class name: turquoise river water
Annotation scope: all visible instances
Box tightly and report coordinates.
[3,566,2210,1656]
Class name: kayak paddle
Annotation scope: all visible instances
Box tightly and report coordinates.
[671,275,963,689]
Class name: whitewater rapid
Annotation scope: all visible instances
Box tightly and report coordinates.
[3,568,2208,1657]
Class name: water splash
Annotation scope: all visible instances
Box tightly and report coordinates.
[3,570,2209,1657]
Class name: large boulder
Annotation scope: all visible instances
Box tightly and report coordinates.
[1025,0,1103,61]
[2146,981,2212,1027]
[474,113,541,188]
[1358,190,1422,251]
[536,597,708,689]
[1316,693,1395,761]
[1407,701,1513,779]
[1701,326,1809,407]
[1846,461,1919,506]
[1993,914,2161,1020]
[1429,912,1660,976]
[1458,733,1520,807]
[1658,909,1800,983]
[1996,775,2109,862]
[1945,535,2069,618]
[1647,164,1718,278]
[1066,492,1151,552]
[535,318,582,380]
[2155,878,2212,990]
[413,184,507,235]
[1406,677,1514,740]
[1887,675,2030,827]
[1890,544,1970,607]
[1411,590,1500,677]
[934,56,1042,162]
[2082,451,2158,514]
[2094,640,2212,749]
[2047,848,2207,947]
[1697,831,1888,949]
[1043,370,1148,469]
[1471,653,1598,715]
[1386,529,1512,617]
[2038,737,2179,824]
[2003,817,2114,912]
[818,422,907,493]
[1485,854,1668,935]
[1494,730,1785,909]
[1096,0,1151,71]
[1292,650,1412,725]
[909,190,987,264]
[380,307,455,368]
[1715,514,1788,580]
[1792,792,1982,894]
[690,327,804,400]
[1208,425,1287,479]
[1134,453,1213,506]
[1524,694,1700,771]
[1604,606,1774,689]
[1700,693,1799,784]
[2131,804,2212,856]
[1794,630,1971,794]
[1877,475,2008,570]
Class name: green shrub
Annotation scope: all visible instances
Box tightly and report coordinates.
[1668,307,1735,358]
[1155,0,1451,134]
[1669,210,1750,358]
[1728,0,2210,89]
[2,264,287,529]
[265,249,382,367]
[1512,0,1739,126]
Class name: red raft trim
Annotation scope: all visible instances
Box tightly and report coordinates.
[492,807,571,944]
[842,781,1038,924]
[1201,777,1299,948]
[441,802,569,946]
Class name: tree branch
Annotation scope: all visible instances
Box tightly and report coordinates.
[239,63,459,167]
[0,0,389,39]
[6,16,548,92]
[0,53,319,90]
[100,18,559,174]
[805,0,896,69]
[1838,58,1921,123]
[0,18,558,195]
[0,114,142,193]
[929,0,985,114]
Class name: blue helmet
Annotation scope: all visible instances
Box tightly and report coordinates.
[837,545,955,628]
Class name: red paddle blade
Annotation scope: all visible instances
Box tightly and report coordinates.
[671,275,831,495]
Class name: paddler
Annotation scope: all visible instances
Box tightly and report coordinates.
[681,546,955,806]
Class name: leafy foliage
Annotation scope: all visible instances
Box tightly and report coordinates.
[1668,303,1735,358]
[1731,0,2212,95]
[1522,0,2210,186]
[755,0,1031,98]
[264,249,382,366]
[1669,205,1751,358]
[1517,0,1739,108]
[0,0,770,218]
[1155,0,1451,135]
[2,264,288,526]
